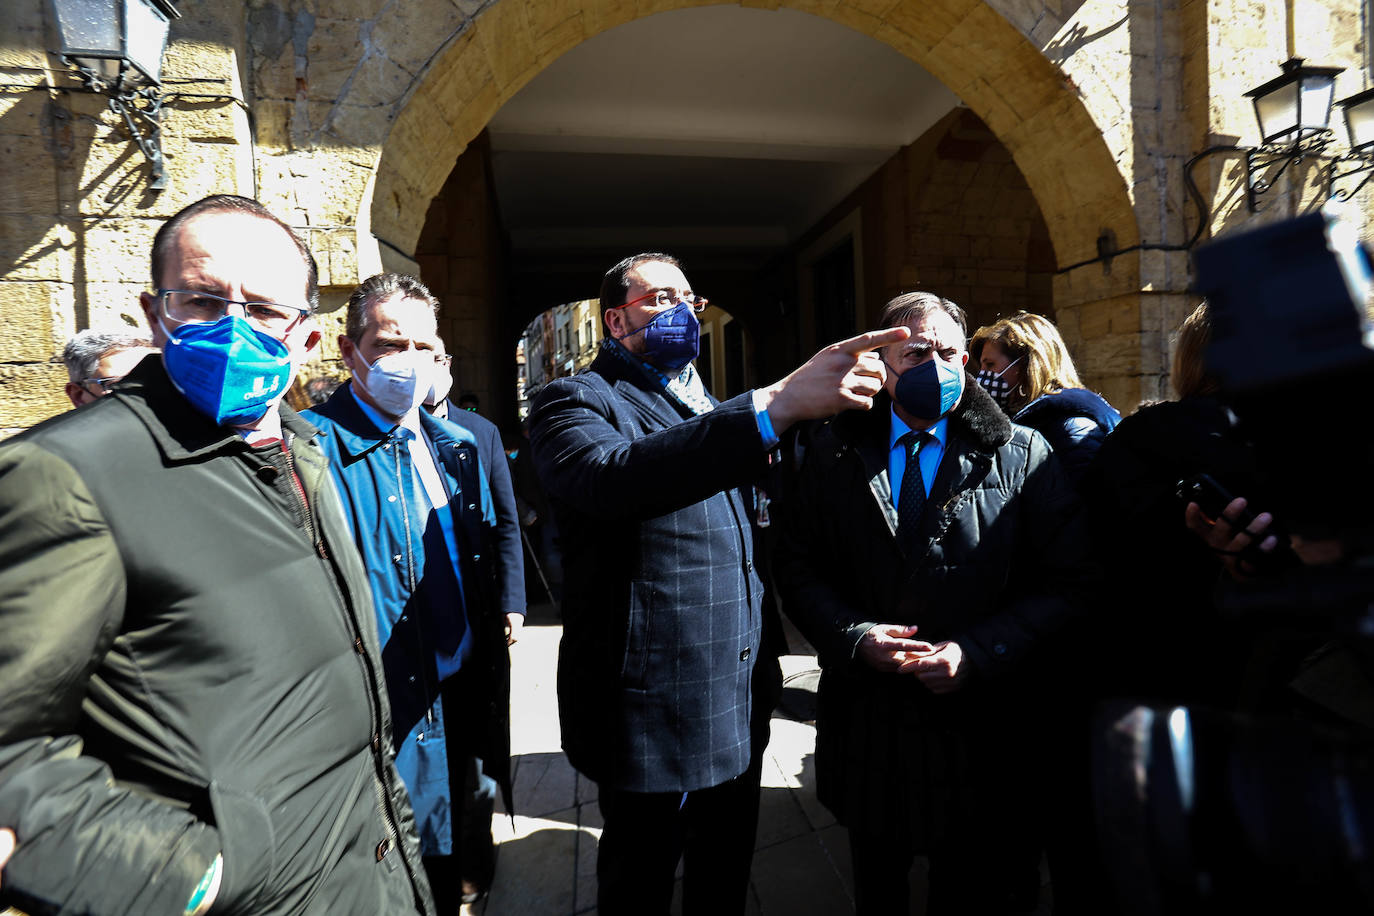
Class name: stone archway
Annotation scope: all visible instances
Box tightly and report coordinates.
[252,0,1153,404]
[363,0,1138,276]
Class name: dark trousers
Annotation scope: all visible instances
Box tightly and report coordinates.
[459,754,498,890]
[422,670,497,916]
[423,854,462,916]
[595,757,764,916]
[848,830,1041,916]
[421,755,495,914]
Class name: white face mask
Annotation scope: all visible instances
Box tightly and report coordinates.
[424,358,453,407]
[356,349,429,418]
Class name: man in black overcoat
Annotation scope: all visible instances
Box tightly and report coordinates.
[776,292,1096,915]
[528,253,908,915]
[422,340,524,904]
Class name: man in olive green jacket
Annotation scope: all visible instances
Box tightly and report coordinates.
[0,196,434,915]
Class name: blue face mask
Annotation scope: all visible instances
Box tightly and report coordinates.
[620,301,700,372]
[161,314,294,426]
[893,357,964,420]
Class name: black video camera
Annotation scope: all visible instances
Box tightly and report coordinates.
[1193,206,1374,540]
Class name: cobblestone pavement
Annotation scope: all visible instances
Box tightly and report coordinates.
[469,603,1051,916]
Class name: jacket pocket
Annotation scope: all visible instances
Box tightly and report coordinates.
[208,781,277,912]
[620,580,653,690]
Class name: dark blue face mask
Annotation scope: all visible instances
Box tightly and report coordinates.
[892,357,964,420]
[619,301,700,372]
[161,314,294,426]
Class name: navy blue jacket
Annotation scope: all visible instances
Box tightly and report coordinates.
[304,385,512,854]
[529,346,774,794]
[439,404,525,619]
[1012,387,1119,483]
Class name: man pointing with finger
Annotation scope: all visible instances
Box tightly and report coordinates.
[775,292,1095,915]
[528,252,906,915]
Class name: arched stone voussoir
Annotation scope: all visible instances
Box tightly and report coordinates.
[366,0,1140,277]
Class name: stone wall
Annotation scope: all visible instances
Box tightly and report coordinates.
[413,131,515,425]
[0,2,254,433]
[789,108,1056,347]
[895,109,1056,335]
[1,0,1370,432]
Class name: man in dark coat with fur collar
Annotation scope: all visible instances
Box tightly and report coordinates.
[775,292,1095,916]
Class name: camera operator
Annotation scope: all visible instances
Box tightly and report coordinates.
[1083,303,1289,712]
[1092,209,1374,916]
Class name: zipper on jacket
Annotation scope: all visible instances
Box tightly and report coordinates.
[281,436,328,558]
[303,448,423,906]
[316,531,413,885]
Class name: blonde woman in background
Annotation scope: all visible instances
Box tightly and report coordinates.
[972,312,1121,912]
[970,311,1119,482]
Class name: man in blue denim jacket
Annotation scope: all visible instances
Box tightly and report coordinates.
[304,273,515,916]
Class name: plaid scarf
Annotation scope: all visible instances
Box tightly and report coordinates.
[601,339,714,416]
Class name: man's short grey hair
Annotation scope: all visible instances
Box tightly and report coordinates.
[345,273,439,340]
[877,291,968,340]
[61,329,154,382]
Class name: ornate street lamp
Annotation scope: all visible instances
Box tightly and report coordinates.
[1232,58,1343,211]
[1329,88,1374,201]
[1341,88,1374,153]
[1244,57,1343,145]
[1183,58,1374,245]
[49,0,180,189]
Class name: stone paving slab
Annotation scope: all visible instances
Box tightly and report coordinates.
[478,609,1030,915]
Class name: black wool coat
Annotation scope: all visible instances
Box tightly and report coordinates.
[528,346,780,794]
[1078,395,1279,706]
[775,381,1095,848]
[442,405,526,620]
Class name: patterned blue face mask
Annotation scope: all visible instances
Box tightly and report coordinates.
[619,301,700,372]
[892,357,964,420]
[161,314,293,426]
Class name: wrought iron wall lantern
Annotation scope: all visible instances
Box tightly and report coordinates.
[49,0,180,190]
[1186,58,1374,230]
[1332,85,1374,198]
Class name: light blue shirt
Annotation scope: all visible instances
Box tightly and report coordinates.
[349,388,473,675]
[888,409,949,509]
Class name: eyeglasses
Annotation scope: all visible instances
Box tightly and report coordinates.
[615,289,708,313]
[80,376,122,394]
[158,289,311,334]
[434,353,453,367]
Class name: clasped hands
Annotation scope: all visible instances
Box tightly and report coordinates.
[857,624,968,694]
